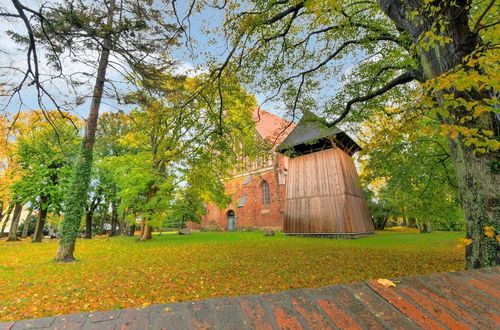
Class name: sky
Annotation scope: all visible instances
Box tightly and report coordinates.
[0,1,233,119]
[0,0,358,131]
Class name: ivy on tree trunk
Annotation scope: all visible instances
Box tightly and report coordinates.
[54,0,115,262]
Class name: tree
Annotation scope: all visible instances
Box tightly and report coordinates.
[167,189,206,229]
[359,113,464,232]
[0,114,21,235]
[91,112,133,237]
[1,0,183,260]
[0,203,14,238]
[11,110,81,242]
[20,209,33,238]
[364,189,391,230]
[214,0,499,268]
[105,72,259,240]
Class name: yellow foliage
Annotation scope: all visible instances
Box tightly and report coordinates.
[484,226,495,238]
[0,110,82,203]
[456,238,473,248]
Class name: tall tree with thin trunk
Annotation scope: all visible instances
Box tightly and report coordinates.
[55,0,116,260]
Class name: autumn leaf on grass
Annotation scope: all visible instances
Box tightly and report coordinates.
[456,238,472,248]
[377,278,396,288]
[483,226,495,238]
[163,307,172,312]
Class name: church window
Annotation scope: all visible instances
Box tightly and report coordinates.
[261,181,271,205]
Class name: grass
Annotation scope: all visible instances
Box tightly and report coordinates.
[0,229,465,321]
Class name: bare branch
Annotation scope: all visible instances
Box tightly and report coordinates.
[328,69,421,127]
[473,0,496,33]
[264,1,304,25]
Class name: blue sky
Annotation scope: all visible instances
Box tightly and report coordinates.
[0,1,357,128]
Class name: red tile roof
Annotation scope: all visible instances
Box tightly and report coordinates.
[252,108,296,146]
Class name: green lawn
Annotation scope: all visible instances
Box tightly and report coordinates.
[0,229,465,321]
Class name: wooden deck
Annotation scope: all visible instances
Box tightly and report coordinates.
[1,267,498,329]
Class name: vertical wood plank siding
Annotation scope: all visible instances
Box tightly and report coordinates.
[284,148,374,234]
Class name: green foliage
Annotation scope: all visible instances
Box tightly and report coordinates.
[95,72,261,232]
[166,190,206,228]
[11,111,81,214]
[360,115,464,230]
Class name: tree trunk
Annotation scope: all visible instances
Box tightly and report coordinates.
[374,217,389,230]
[419,221,433,234]
[110,201,118,236]
[139,185,157,241]
[99,212,106,235]
[32,200,48,243]
[0,201,4,225]
[6,203,23,241]
[139,219,152,241]
[85,211,93,239]
[118,209,127,235]
[21,210,33,238]
[128,224,136,236]
[55,0,116,262]
[0,203,14,238]
[378,0,499,268]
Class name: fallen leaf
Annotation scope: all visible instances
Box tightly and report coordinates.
[483,226,495,238]
[377,278,396,288]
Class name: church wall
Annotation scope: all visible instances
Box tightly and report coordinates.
[190,154,288,231]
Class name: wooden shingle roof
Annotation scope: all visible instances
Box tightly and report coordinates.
[277,111,361,157]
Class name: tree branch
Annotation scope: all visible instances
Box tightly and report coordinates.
[328,69,421,127]
[473,0,496,34]
[264,2,304,25]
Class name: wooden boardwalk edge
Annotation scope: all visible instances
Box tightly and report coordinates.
[1,267,499,329]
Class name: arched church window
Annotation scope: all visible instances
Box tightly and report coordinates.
[261,180,271,205]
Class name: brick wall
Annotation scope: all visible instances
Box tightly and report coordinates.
[190,154,288,231]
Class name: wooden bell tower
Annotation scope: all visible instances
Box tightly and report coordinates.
[277,112,374,237]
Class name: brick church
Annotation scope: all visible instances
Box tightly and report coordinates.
[190,108,295,231]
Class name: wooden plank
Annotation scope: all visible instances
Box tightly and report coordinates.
[284,148,373,234]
